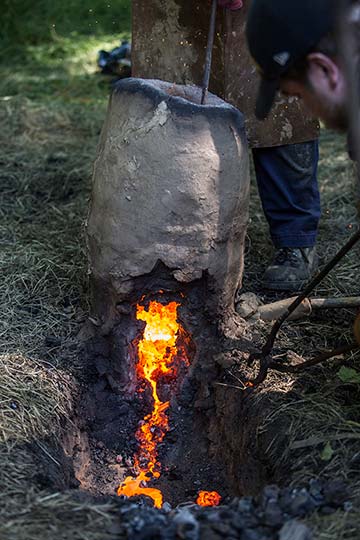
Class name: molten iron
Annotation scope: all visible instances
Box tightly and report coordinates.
[196,490,222,507]
[117,300,189,508]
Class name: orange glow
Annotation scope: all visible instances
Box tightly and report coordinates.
[196,491,222,507]
[117,300,189,508]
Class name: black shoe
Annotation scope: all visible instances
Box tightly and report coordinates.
[261,247,318,292]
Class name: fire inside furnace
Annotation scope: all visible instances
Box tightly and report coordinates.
[117,300,221,508]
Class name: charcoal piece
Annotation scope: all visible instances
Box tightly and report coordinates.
[240,528,270,540]
[199,525,223,540]
[237,497,256,515]
[261,500,284,528]
[289,489,317,517]
[210,520,236,535]
[308,479,324,507]
[234,512,259,530]
[173,508,200,540]
[278,520,312,540]
[131,524,173,540]
[260,485,280,507]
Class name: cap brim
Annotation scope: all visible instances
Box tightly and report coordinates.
[255,78,279,121]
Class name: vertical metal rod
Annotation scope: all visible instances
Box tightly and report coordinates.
[201,0,218,105]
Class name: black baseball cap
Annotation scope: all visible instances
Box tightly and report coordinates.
[246,0,338,120]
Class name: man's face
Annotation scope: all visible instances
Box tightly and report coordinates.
[280,52,348,132]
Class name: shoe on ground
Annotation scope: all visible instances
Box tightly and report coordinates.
[261,247,318,292]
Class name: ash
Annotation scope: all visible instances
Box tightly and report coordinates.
[111,479,350,540]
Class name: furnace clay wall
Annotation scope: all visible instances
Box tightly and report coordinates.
[86,79,250,332]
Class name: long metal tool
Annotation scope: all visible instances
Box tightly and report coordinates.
[249,227,360,386]
[201,0,218,105]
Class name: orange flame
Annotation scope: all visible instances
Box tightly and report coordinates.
[196,490,222,507]
[117,300,189,508]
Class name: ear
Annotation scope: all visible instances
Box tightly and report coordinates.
[306,52,340,90]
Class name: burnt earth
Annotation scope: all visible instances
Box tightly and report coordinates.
[75,268,243,502]
[36,263,352,533]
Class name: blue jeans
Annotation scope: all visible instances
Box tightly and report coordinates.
[252,141,320,249]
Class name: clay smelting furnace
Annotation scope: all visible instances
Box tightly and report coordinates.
[85,78,250,506]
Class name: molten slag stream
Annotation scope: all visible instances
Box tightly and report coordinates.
[117,300,221,509]
[117,301,186,508]
[196,490,222,507]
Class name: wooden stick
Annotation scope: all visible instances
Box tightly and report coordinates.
[258,296,360,322]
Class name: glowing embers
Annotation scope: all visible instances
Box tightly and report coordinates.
[196,490,222,507]
[117,300,189,508]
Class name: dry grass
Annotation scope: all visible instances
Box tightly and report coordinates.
[309,510,360,540]
[241,129,360,539]
[0,96,101,364]
[0,480,116,540]
[0,57,119,538]
[0,353,74,446]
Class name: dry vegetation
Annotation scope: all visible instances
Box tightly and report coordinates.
[243,132,360,538]
[0,50,121,538]
[1,29,360,539]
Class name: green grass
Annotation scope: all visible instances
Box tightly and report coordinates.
[1,0,131,53]
[0,33,130,103]
[1,0,131,103]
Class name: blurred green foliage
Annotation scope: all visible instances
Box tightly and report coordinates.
[0,1,131,103]
[1,0,131,57]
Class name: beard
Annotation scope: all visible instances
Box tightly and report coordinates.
[321,100,349,132]
[298,79,349,133]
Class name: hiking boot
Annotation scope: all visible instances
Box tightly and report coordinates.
[261,247,318,292]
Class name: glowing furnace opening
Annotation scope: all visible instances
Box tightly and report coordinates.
[117,299,221,508]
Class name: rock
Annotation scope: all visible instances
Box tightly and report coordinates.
[279,520,312,540]
[235,292,260,320]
